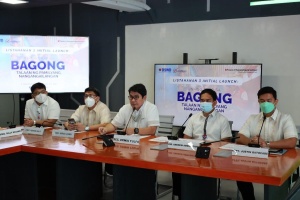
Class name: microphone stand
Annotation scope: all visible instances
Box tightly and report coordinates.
[176,113,192,138]
[248,115,266,148]
[117,109,134,135]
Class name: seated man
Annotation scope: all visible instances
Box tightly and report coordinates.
[236,86,298,200]
[64,87,110,131]
[173,88,232,199]
[99,83,159,135]
[99,83,160,199]
[24,82,60,127]
[183,88,232,140]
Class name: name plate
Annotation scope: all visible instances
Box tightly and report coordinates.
[168,140,198,151]
[168,148,196,159]
[0,127,22,138]
[232,146,269,159]
[52,129,75,138]
[232,156,268,167]
[113,135,142,145]
[23,127,44,135]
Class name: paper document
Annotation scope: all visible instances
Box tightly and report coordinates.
[149,136,168,142]
[219,143,245,150]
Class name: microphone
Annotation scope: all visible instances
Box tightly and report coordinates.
[248,115,266,148]
[7,121,16,129]
[176,113,193,138]
[117,109,135,135]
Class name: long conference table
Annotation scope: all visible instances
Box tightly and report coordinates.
[0,128,300,200]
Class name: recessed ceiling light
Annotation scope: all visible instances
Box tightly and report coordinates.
[0,0,28,4]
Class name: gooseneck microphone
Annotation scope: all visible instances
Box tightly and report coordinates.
[117,109,135,135]
[248,115,266,148]
[176,113,193,138]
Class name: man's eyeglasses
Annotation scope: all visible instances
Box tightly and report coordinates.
[33,90,47,96]
[128,95,140,101]
[84,94,96,98]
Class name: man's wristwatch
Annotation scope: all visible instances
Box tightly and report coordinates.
[85,126,90,131]
[266,141,270,148]
[33,120,36,126]
[134,128,139,134]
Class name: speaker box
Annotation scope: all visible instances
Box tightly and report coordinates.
[232,52,237,64]
[183,53,188,64]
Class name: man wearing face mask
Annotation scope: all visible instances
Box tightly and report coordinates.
[172,89,232,199]
[64,87,111,131]
[236,86,298,200]
[24,82,60,127]
[183,88,232,140]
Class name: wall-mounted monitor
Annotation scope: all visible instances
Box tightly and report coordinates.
[154,64,262,131]
[0,35,89,93]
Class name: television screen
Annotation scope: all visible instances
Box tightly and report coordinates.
[0,35,89,93]
[250,0,300,6]
[154,64,262,131]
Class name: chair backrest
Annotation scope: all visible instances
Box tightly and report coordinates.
[59,109,75,124]
[157,115,175,136]
[110,111,118,121]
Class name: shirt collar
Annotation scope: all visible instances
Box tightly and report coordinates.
[260,108,278,120]
[200,109,216,119]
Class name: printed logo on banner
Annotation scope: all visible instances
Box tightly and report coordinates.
[173,68,187,73]
[158,68,171,72]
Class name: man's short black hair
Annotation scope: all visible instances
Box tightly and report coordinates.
[31,82,46,93]
[128,83,147,97]
[85,87,100,97]
[257,86,277,99]
[200,88,217,101]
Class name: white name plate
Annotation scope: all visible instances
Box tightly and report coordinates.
[168,148,195,159]
[0,127,22,138]
[168,140,198,151]
[113,135,144,145]
[232,146,269,159]
[52,129,75,138]
[23,127,44,135]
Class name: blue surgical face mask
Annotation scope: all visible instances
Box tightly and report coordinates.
[260,102,275,114]
[200,102,213,113]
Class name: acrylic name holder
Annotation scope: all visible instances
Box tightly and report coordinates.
[232,145,269,159]
[23,127,44,135]
[0,127,23,138]
[52,129,75,138]
[113,135,148,145]
[168,139,201,151]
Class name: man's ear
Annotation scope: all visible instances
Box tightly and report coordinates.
[274,99,278,106]
[143,95,147,101]
[212,100,217,107]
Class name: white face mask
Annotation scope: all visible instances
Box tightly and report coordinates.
[85,97,96,108]
[35,93,47,104]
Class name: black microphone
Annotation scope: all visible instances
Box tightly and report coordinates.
[117,109,135,135]
[7,121,16,129]
[176,113,193,138]
[248,115,266,148]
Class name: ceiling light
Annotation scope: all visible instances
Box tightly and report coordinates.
[0,0,28,4]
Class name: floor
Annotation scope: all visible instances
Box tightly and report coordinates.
[101,170,264,200]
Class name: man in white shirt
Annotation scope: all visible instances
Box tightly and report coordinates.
[236,86,298,200]
[24,82,60,127]
[99,83,159,135]
[183,88,232,140]
[98,83,160,200]
[64,87,111,131]
[174,88,232,199]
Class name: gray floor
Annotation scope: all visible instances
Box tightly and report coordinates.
[101,170,264,200]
